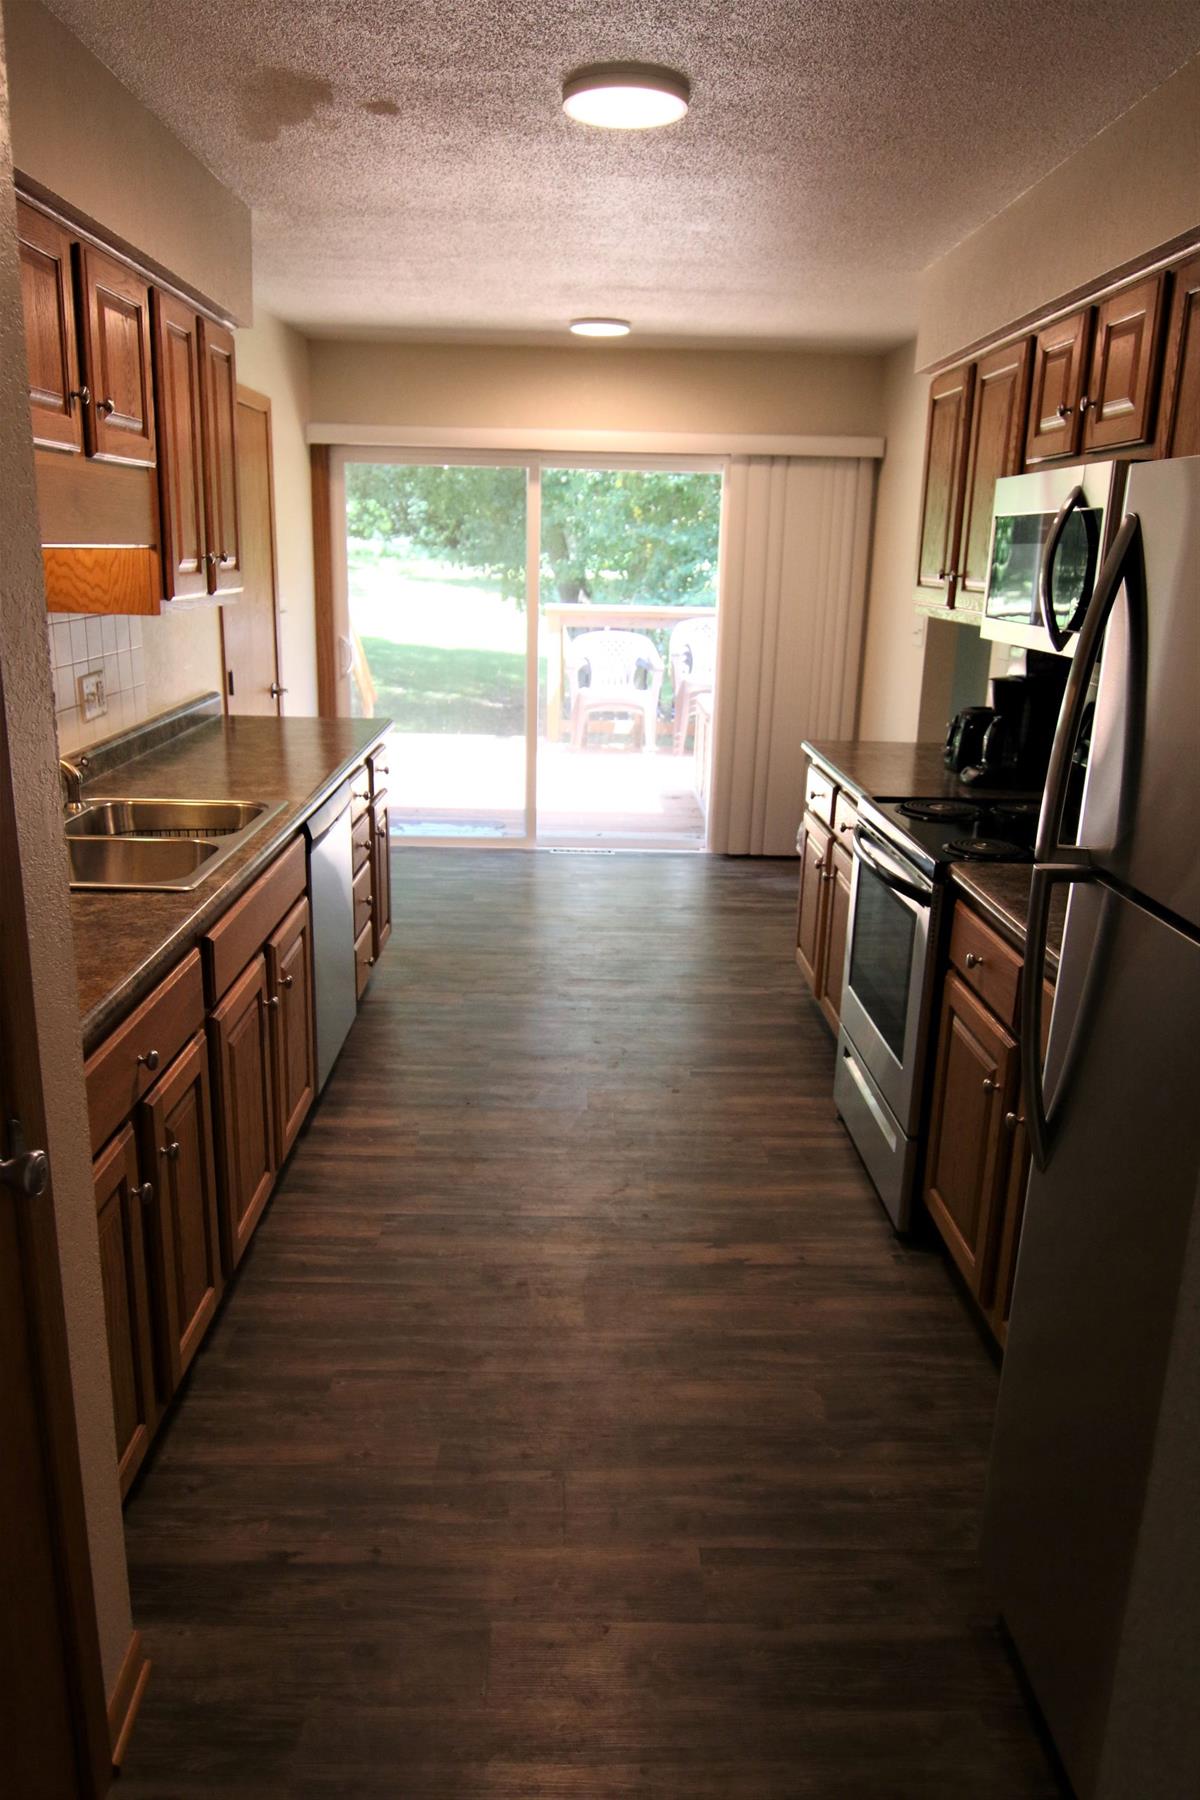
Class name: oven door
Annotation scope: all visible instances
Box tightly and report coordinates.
[839,824,935,1134]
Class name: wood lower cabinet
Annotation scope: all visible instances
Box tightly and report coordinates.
[266,897,316,1165]
[16,199,83,454]
[816,842,852,1033]
[78,244,156,466]
[93,1126,157,1498]
[1025,308,1091,462]
[795,810,832,989]
[209,954,277,1272]
[371,794,392,959]
[796,776,859,1036]
[1158,252,1200,458]
[138,1031,223,1392]
[923,971,1018,1301]
[916,362,973,604]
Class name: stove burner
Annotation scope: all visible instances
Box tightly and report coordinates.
[944,836,1031,862]
[991,801,1041,821]
[899,799,979,823]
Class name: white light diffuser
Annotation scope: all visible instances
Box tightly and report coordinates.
[562,62,690,130]
[569,318,632,338]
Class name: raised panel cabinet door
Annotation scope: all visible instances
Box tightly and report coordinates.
[265,896,316,1165]
[371,798,393,958]
[1024,308,1090,463]
[1081,273,1166,452]
[1157,253,1200,459]
[16,201,83,453]
[958,338,1032,597]
[151,290,208,601]
[93,1125,158,1498]
[817,841,852,1033]
[921,972,1018,1301]
[208,954,277,1272]
[138,1031,223,1394]
[794,812,831,993]
[988,1114,1030,1349]
[198,318,243,594]
[916,362,974,602]
[77,244,156,465]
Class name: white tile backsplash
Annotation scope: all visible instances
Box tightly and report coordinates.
[48,611,162,756]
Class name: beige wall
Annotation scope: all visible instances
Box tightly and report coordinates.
[236,310,319,714]
[0,17,132,1697]
[3,0,251,321]
[309,341,885,437]
[857,344,931,739]
[918,54,1200,369]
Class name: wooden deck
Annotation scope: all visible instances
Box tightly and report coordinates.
[117,851,1061,1798]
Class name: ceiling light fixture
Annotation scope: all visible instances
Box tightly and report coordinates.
[569,318,632,338]
[561,62,690,130]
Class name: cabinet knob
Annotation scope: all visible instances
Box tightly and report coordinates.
[982,1076,997,1093]
[205,551,219,568]
[376,821,387,838]
[68,385,91,413]
[280,972,294,990]
[136,1048,161,1072]
[964,952,985,970]
[266,994,280,1010]
[159,1138,180,1161]
[1004,1111,1025,1131]
[136,1180,155,1206]
[95,395,115,417]
[219,552,233,566]
[1079,395,1091,414]
[1055,402,1073,420]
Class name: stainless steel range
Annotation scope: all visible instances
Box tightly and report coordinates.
[833,793,1040,1230]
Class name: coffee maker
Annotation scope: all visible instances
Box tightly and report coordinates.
[961,656,1069,787]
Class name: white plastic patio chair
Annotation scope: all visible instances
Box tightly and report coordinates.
[668,615,717,753]
[565,629,664,753]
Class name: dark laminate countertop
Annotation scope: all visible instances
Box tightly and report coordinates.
[72,715,389,1051]
[949,864,1066,974]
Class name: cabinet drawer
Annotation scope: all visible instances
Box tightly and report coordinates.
[368,742,391,795]
[203,834,306,1003]
[832,790,858,848]
[804,763,835,828]
[352,858,374,938]
[354,918,374,1000]
[351,809,372,872]
[85,950,204,1155]
[949,902,1022,1028]
[349,762,371,821]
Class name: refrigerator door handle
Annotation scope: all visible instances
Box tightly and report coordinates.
[1035,512,1144,864]
[1021,864,1097,1170]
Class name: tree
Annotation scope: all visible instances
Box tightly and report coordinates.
[345,463,720,607]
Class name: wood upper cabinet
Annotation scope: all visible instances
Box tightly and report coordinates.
[795,811,832,990]
[1158,253,1200,459]
[371,795,393,960]
[265,896,316,1165]
[77,244,156,466]
[916,362,974,602]
[16,200,84,453]
[958,339,1032,598]
[151,290,208,601]
[198,318,243,594]
[1025,308,1091,463]
[208,953,277,1272]
[138,1031,223,1394]
[1080,273,1165,452]
[93,1125,157,1498]
[922,970,1018,1301]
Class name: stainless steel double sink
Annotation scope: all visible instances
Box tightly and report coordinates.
[65,798,286,891]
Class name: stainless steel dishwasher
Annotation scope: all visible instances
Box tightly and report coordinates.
[304,778,357,1091]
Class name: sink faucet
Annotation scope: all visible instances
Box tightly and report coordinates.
[59,755,89,814]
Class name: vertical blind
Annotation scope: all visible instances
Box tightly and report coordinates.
[707,456,876,856]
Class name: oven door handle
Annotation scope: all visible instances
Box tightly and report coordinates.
[850,825,931,906]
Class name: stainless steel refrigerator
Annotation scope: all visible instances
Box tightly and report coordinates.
[983,455,1200,1799]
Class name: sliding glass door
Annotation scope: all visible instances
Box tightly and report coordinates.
[336,451,723,847]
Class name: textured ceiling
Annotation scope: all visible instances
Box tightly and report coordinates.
[40,1,1200,348]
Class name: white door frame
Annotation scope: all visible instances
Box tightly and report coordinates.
[329,446,725,849]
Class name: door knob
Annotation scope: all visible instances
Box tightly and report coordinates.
[269,683,288,699]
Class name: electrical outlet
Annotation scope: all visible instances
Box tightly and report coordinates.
[78,667,107,723]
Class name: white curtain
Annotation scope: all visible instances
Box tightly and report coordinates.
[707,456,876,855]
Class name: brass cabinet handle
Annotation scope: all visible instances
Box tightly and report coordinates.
[159,1138,180,1161]
[982,1076,997,1093]
[136,1049,160,1072]
[964,952,985,969]
[136,1180,155,1206]
[95,395,115,416]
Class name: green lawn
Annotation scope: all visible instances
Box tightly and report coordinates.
[361,637,537,734]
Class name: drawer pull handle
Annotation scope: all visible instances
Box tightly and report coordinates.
[982,1076,997,1093]
[137,1049,161,1072]
[160,1138,180,1162]
[964,952,985,969]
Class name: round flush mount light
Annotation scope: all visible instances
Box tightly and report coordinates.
[561,62,690,130]
[569,318,632,338]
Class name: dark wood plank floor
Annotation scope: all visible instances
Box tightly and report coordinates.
[120,850,1059,1798]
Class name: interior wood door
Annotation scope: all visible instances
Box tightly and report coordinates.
[816,841,851,1033]
[150,290,208,602]
[208,953,277,1271]
[1157,253,1200,459]
[138,1031,223,1392]
[265,896,316,1165]
[916,362,974,604]
[198,317,243,595]
[922,972,1017,1301]
[93,1125,158,1497]
[222,387,282,713]
[371,795,393,959]
[794,812,831,992]
[78,244,156,465]
[16,200,83,454]
[958,338,1032,598]
[1080,274,1165,452]
[1024,308,1090,463]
